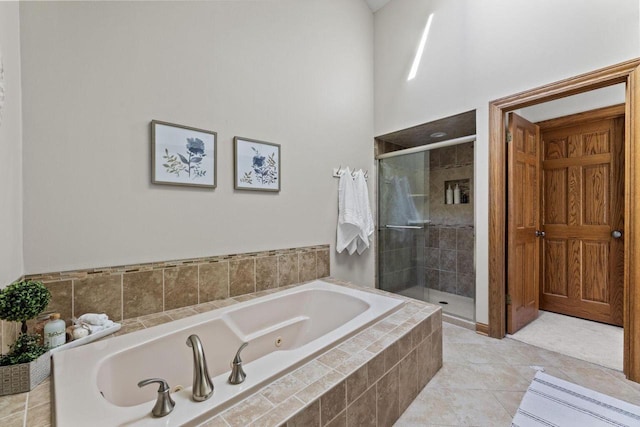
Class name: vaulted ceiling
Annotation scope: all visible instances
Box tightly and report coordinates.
[365,0,392,13]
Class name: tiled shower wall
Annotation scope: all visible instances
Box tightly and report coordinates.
[1,245,330,353]
[424,142,475,298]
[425,226,475,298]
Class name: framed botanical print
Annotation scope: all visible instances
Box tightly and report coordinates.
[234,137,281,192]
[151,120,217,188]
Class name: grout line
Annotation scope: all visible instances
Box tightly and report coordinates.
[22,393,29,427]
[120,274,124,322]
[227,261,230,298]
[197,264,200,304]
[162,269,165,312]
[253,258,257,293]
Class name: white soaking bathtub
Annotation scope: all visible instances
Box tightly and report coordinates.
[52,280,404,426]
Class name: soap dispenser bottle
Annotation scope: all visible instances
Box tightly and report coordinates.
[453,184,461,204]
[446,184,453,204]
[44,313,66,349]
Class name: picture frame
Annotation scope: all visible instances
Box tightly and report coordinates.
[151,120,217,188]
[234,137,281,192]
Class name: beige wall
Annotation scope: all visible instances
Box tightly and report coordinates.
[0,2,23,287]
[374,0,640,323]
[19,1,376,286]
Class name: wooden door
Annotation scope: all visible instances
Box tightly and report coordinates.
[540,109,624,326]
[507,113,541,334]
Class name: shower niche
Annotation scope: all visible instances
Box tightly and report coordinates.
[444,179,470,204]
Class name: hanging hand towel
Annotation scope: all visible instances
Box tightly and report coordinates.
[336,168,362,253]
[354,169,374,254]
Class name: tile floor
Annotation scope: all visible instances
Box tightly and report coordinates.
[508,310,623,371]
[395,322,640,426]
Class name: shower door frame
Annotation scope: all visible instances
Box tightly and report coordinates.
[488,57,640,381]
[376,134,477,315]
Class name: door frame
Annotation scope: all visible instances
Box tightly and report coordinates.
[488,58,640,381]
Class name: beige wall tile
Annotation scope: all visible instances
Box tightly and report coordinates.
[278,254,299,287]
[346,385,376,426]
[261,374,306,406]
[320,380,346,425]
[229,259,255,297]
[398,350,418,414]
[346,365,368,405]
[367,352,385,387]
[416,334,432,390]
[43,280,72,324]
[221,394,273,427]
[286,400,320,427]
[163,265,198,310]
[253,397,304,427]
[199,262,229,302]
[122,270,162,319]
[256,256,277,291]
[299,251,317,282]
[377,365,399,426]
[74,275,122,321]
[317,249,330,278]
[324,409,346,427]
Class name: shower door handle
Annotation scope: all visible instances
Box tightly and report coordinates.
[385,225,424,230]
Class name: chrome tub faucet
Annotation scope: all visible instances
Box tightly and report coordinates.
[186,334,215,401]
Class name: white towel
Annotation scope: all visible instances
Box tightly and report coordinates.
[85,320,115,334]
[77,313,109,326]
[354,169,374,254]
[336,168,362,253]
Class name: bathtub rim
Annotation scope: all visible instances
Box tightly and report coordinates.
[52,279,407,426]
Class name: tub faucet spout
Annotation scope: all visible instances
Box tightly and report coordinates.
[186,334,215,401]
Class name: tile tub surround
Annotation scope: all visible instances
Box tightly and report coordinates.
[0,279,442,427]
[0,245,330,354]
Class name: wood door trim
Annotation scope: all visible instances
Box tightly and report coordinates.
[537,104,625,130]
[488,57,640,382]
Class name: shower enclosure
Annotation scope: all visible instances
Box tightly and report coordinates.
[377,136,475,321]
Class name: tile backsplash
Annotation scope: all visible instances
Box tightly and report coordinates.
[1,245,330,353]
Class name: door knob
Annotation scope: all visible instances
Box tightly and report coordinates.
[535,230,545,238]
[612,230,623,239]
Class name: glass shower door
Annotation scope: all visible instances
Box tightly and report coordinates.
[378,152,428,300]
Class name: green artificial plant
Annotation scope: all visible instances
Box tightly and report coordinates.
[0,280,51,366]
[0,280,51,334]
[0,333,48,366]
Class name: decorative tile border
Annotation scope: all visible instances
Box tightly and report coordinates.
[0,278,442,427]
[1,245,330,354]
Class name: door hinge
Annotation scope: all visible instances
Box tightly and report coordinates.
[506,294,512,305]
[506,132,512,143]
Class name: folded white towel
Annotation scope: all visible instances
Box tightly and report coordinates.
[337,168,363,253]
[77,313,109,326]
[85,320,115,333]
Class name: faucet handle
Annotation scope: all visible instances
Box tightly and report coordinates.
[233,342,249,364]
[229,342,249,385]
[138,378,175,417]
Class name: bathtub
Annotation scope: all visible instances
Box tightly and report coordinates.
[52,280,404,426]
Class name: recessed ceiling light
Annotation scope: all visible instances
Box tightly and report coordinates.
[430,132,447,138]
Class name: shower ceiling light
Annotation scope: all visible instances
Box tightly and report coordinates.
[430,132,447,138]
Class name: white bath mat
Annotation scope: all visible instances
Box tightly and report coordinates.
[512,371,640,426]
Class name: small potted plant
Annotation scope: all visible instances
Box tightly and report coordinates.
[0,279,52,395]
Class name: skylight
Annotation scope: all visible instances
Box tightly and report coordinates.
[407,13,434,81]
